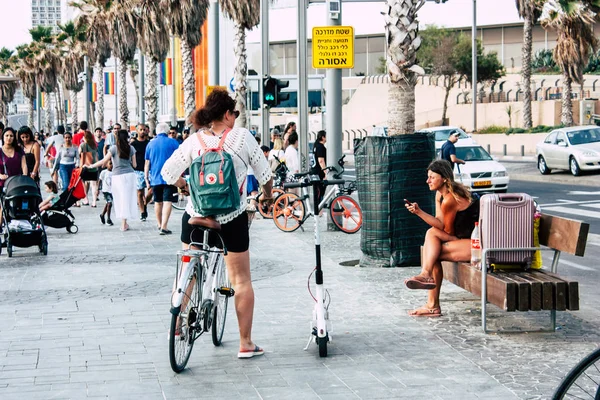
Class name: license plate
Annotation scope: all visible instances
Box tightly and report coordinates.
[473,180,491,187]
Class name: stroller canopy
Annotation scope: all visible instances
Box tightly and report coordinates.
[3,175,41,200]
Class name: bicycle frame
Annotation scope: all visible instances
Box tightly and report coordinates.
[299,183,341,224]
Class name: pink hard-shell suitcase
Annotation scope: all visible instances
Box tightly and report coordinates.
[479,193,536,268]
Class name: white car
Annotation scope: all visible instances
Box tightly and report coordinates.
[536,126,600,176]
[452,145,509,193]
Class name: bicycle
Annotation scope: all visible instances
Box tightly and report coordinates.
[272,156,362,234]
[552,346,600,399]
[168,217,234,373]
[172,175,189,211]
[284,175,343,357]
[256,155,289,219]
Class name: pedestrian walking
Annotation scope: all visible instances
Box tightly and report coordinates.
[72,121,88,147]
[52,132,79,193]
[88,129,137,232]
[44,125,65,182]
[131,123,151,221]
[0,127,27,229]
[18,126,41,185]
[144,122,180,235]
[282,121,296,149]
[93,127,105,202]
[310,130,327,203]
[284,132,299,176]
[440,131,465,172]
[268,138,285,172]
[103,123,121,156]
[79,130,99,207]
[161,88,274,358]
[98,160,114,226]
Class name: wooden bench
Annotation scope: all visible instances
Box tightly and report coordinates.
[442,214,589,333]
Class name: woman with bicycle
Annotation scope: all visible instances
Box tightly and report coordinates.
[404,160,479,317]
[161,88,274,359]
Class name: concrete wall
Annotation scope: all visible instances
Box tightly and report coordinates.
[471,133,547,155]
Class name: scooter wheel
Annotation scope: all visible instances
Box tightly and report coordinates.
[318,336,328,357]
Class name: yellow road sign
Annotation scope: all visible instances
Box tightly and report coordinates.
[206,85,227,97]
[312,26,354,69]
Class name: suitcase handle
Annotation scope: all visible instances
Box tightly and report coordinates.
[492,194,531,208]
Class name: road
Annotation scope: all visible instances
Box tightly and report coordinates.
[7,113,28,129]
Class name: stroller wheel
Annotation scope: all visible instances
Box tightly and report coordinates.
[40,241,48,256]
[7,241,12,258]
[67,225,79,234]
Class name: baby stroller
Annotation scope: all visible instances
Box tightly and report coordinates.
[1,175,47,257]
[43,167,85,234]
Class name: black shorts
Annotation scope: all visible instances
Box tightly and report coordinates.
[152,184,177,203]
[181,211,249,253]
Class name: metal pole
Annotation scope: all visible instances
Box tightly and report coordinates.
[326,1,342,176]
[208,0,220,86]
[472,0,477,132]
[139,52,146,124]
[115,58,118,124]
[298,0,309,171]
[84,56,90,123]
[171,36,177,127]
[261,0,270,146]
[36,84,41,131]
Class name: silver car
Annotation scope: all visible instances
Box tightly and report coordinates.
[536,126,600,176]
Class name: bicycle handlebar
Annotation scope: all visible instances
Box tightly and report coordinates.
[283,177,345,189]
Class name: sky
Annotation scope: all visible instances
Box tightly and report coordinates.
[0,0,522,51]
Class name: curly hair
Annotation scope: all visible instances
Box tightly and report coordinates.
[192,88,235,128]
[427,159,471,203]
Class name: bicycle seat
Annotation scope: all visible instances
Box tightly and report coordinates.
[188,217,222,231]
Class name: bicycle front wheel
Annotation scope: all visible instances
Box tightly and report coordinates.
[172,193,189,211]
[257,188,285,219]
[169,267,200,373]
[273,193,305,232]
[553,347,600,399]
[329,195,362,234]
[211,254,230,346]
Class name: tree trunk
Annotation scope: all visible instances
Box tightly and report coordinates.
[95,63,104,130]
[54,92,62,129]
[145,58,158,135]
[118,58,129,128]
[27,97,35,129]
[388,79,416,134]
[522,15,533,129]
[181,40,196,124]
[90,102,96,131]
[44,92,53,134]
[0,101,6,126]
[71,90,79,132]
[233,22,248,129]
[561,73,573,126]
[441,77,452,124]
[129,63,140,123]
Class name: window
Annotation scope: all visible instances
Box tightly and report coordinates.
[556,132,567,145]
[544,132,557,144]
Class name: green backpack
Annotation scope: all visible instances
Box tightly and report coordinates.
[189,130,242,216]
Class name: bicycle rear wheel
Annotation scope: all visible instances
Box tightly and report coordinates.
[211,254,230,346]
[172,192,189,211]
[329,195,362,234]
[273,193,305,232]
[169,266,200,373]
[257,188,284,219]
[552,347,600,399]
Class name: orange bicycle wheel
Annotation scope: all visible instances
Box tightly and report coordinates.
[257,188,285,219]
[273,193,305,232]
[329,195,362,234]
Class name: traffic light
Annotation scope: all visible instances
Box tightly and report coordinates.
[263,77,290,108]
[263,77,277,107]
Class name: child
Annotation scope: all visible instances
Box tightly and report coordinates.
[98,160,114,226]
[39,181,60,212]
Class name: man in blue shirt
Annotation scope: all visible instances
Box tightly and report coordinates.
[144,122,180,235]
[440,131,465,171]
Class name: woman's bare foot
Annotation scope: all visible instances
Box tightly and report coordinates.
[408,305,442,317]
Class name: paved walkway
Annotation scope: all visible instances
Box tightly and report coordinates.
[1,196,599,399]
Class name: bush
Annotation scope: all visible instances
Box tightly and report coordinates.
[506,128,527,134]
[478,125,508,134]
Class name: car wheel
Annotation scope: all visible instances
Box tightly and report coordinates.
[570,156,582,176]
[538,156,551,175]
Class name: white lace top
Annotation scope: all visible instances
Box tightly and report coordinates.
[161,127,272,224]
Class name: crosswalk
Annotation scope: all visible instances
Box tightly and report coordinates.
[540,199,600,221]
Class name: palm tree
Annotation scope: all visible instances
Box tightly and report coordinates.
[384,0,425,135]
[107,0,137,128]
[219,0,260,129]
[163,0,210,123]
[516,0,543,129]
[543,1,598,126]
[0,48,18,126]
[70,0,112,131]
[136,0,169,134]
[15,44,37,129]
[56,21,87,131]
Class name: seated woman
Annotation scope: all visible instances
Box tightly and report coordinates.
[404,160,479,317]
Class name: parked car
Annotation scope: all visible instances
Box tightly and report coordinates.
[452,145,509,193]
[536,126,600,176]
[370,126,476,149]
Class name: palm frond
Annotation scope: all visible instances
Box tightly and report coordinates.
[219,0,260,29]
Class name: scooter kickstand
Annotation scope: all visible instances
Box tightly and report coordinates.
[303,332,314,351]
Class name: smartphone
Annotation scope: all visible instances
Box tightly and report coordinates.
[404,199,412,205]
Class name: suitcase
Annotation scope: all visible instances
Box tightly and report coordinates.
[479,193,536,268]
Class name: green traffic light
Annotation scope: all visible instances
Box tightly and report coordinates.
[265,94,275,101]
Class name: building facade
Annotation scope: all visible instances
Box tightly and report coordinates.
[31,0,63,32]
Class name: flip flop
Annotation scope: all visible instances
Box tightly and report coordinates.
[238,345,264,359]
[408,306,442,317]
[405,275,436,290]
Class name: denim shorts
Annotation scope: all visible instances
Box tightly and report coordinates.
[135,171,146,190]
[103,192,113,203]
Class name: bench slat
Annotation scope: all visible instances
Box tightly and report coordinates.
[521,272,552,310]
[499,273,530,311]
[539,214,589,256]
[442,262,517,311]
[528,271,568,311]
[505,273,542,311]
[536,271,580,311]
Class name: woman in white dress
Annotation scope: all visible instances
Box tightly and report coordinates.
[88,129,137,231]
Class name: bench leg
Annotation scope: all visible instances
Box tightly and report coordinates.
[481,250,488,333]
